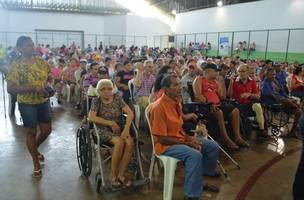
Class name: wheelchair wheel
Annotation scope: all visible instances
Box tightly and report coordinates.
[95,173,102,193]
[76,125,93,177]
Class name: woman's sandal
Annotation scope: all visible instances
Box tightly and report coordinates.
[118,177,133,187]
[235,138,250,147]
[223,139,239,150]
[111,179,122,189]
[32,169,42,178]
[38,154,45,162]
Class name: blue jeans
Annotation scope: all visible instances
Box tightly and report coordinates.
[162,139,219,198]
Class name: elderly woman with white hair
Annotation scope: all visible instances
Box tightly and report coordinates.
[88,79,134,188]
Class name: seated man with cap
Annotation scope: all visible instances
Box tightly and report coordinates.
[150,74,219,200]
[193,63,249,149]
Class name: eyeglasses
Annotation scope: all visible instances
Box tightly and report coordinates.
[100,87,113,91]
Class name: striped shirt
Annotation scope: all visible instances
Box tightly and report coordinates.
[136,72,156,97]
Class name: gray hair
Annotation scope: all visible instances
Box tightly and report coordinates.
[96,79,113,96]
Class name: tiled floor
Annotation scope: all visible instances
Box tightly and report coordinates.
[0,82,301,200]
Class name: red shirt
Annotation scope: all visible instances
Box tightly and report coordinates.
[201,77,220,105]
[291,75,304,92]
[232,77,258,105]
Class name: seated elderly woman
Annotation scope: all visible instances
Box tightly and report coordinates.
[261,67,302,137]
[88,79,134,188]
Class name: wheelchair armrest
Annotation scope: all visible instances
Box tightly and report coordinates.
[260,95,279,104]
[264,103,283,112]
[182,102,212,114]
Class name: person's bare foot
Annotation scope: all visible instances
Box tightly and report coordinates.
[223,138,239,150]
[235,138,250,147]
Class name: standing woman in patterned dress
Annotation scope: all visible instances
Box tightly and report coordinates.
[7,36,53,178]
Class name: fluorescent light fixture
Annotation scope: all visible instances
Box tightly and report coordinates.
[217,0,223,7]
[115,0,176,32]
[171,9,176,15]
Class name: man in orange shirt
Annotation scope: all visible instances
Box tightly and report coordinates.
[150,74,219,200]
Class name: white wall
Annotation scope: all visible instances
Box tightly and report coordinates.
[176,0,304,52]
[126,15,172,47]
[0,8,172,48]
[0,9,105,33]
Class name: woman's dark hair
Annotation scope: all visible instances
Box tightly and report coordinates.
[89,62,99,70]
[293,66,302,75]
[153,65,172,93]
[265,67,275,77]
[161,74,178,89]
[16,36,31,48]
[156,65,171,77]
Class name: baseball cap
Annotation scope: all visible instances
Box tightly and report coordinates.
[204,63,220,71]
[80,59,87,63]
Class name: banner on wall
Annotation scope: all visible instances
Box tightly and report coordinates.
[219,37,230,55]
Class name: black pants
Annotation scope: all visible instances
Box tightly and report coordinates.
[293,141,304,200]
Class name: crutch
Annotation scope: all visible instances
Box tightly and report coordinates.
[207,133,240,170]
[1,73,6,118]
[191,128,230,178]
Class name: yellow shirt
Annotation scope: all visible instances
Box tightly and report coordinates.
[7,57,51,104]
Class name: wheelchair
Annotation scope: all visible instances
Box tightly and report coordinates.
[76,94,149,193]
[261,95,294,139]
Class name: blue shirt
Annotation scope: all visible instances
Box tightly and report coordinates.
[275,70,288,88]
[261,78,288,104]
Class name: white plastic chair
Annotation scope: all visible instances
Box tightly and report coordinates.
[145,104,181,200]
[62,84,71,102]
[128,78,140,128]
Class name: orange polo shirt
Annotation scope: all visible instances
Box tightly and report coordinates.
[150,93,186,155]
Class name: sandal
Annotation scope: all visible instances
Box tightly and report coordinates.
[38,154,45,162]
[32,169,42,178]
[111,179,122,188]
[235,138,250,147]
[118,177,133,187]
[203,183,219,193]
[223,139,239,150]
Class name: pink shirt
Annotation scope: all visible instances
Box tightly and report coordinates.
[51,67,61,79]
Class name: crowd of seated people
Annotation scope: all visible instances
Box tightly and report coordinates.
[2,39,304,199]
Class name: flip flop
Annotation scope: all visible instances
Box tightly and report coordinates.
[203,184,219,193]
[32,169,42,178]
[111,180,122,189]
[118,177,133,187]
[38,154,45,162]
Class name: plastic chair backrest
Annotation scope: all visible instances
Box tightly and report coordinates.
[128,78,136,103]
[145,103,156,155]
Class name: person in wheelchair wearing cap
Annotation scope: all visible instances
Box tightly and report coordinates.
[193,63,249,150]
[88,79,134,188]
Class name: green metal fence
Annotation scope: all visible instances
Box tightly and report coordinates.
[154,28,304,63]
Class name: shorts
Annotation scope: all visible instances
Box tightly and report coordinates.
[136,96,149,109]
[219,102,236,120]
[18,101,51,128]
